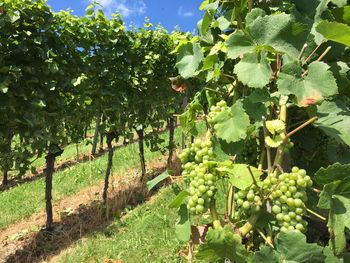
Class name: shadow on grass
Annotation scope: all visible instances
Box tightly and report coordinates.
[3,166,170,263]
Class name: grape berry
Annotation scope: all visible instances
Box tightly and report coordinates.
[179,139,218,215]
[264,167,313,232]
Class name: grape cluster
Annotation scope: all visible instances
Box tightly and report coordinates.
[237,138,260,166]
[179,139,218,214]
[232,185,262,222]
[207,100,231,125]
[264,167,313,232]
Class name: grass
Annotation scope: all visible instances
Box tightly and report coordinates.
[0,122,206,231]
[57,186,187,263]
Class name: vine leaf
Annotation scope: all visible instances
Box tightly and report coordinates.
[315,163,350,187]
[277,61,338,107]
[176,42,204,79]
[213,101,250,143]
[146,169,173,191]
[175,204,191,242]
[226,12,308,58]
[314,99,350,146]
[324,245,350,262]
[234,52,272,89]
[316,164,350,255]
[169,191,189,208]
[226,31,255,59]
[252,231,325,263]
[316,21,350,47]
[196,225,251,262]
[217,163,262,190]
[328,194,350,255]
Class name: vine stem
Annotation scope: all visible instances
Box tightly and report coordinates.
[258,149,266,170]
[302,46,331,77]
[227,184,234,220]
[284,117,318,141]
[257,229,274,248]
[298,43,308,61]
[247,165,259,189]
[210,198,222,229]
[306,208,327,221]
[238,212,261,237]
[303,43,322,65]
[262,117,272,172]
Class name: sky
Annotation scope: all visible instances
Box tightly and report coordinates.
[46,0,204,33]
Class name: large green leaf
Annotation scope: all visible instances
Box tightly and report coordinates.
[315,163,350,187]
[226,31,255,59]
[176,42,204,79]
[252,231,325,263]
[277,61,338,107]
[213,101,250,143]
[316,164,350,255]
[223,163,263,190]
[146,170,173,191]
[175,204,191,242]
[324,245,350,262]
[196,225,251,262]
[316,21,350,47]
[234,52,273,89]
[169,191,189,208]
[314,99,350,146]
[225,12,308,58]
[328,194,350,255]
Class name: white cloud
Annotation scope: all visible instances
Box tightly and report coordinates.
[90,0,146,18]
[177,6,194,17]
[183,12,194,17]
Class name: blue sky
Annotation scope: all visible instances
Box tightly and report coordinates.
[46,0,204,33]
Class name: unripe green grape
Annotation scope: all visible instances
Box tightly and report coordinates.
[292,167,299,173]
[285,191,292,198]
[272,205,282,214]
[289,186,297,193]
[280,185,288,192]
[290,219,298,226]
[279,195,287,203]
[276,213,284,221]
[288,212,296,219]
[295,207,304,215]
[294,198,303,207]
[242,201,251,210]
[247,192,255,201]
[286,198,295,207]
[297,178,306,187]
[206,190,213,197]
[198,185,207,193]
[299,169,307,176]
[237,198,244,206]
[283,221,290,228]
[281,226,288,232]
[295,215,302,222]
[253,205,261,212]
[195,205,204,213]
[295,223,304,231]
[283,215,291,222]
[197,198,205,205]
[198,178,205,185]
[288,226,295,231]
[238,191,246,199]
